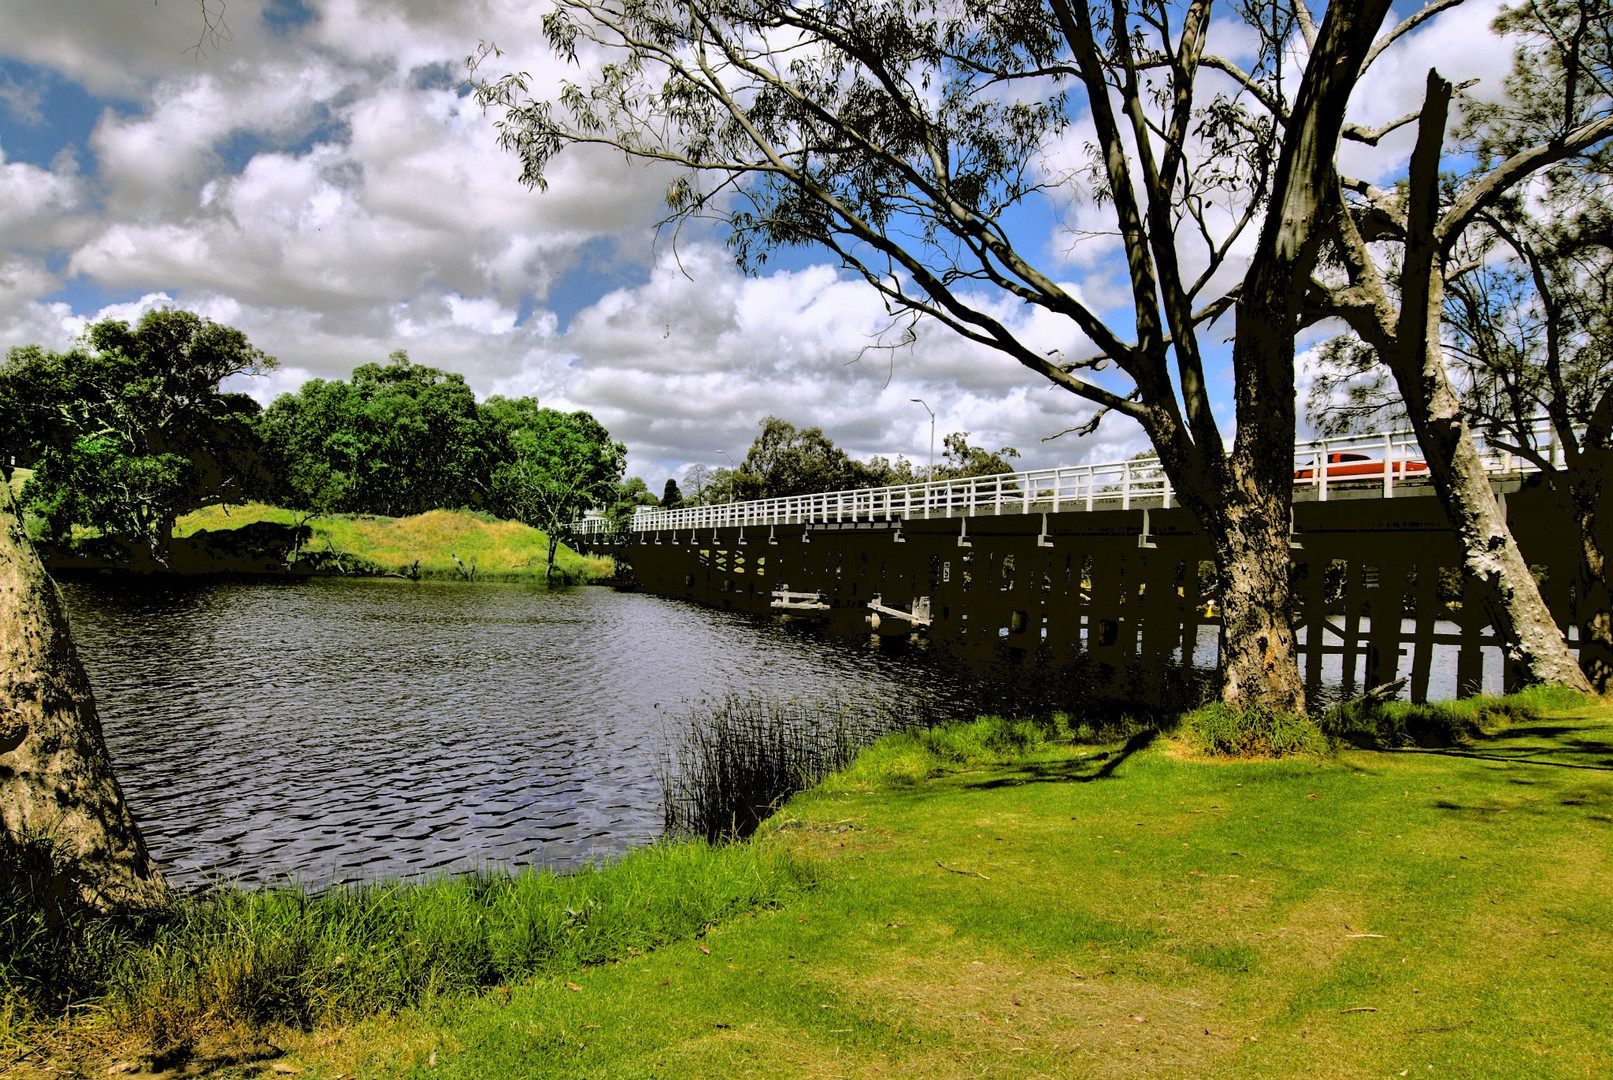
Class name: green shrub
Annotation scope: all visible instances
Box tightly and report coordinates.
[1180,703,1326,758]
[1317,686,1588,749]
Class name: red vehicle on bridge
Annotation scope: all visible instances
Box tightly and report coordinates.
[1294,451,1430,481]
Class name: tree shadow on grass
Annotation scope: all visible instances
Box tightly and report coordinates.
[963,730,1159,790]
[1407,714,1613,822]
[1402,719,1613,773]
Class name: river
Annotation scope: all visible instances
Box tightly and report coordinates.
[59,575,1506,891]
[59,577,981,891]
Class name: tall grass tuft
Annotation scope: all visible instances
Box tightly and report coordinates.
[2,841,809,1052]
[0,831,152,1023]
[1180,703,1327,758]
[659,694,950,843]
[1319,685,1581,748]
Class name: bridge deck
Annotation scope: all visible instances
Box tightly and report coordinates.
[574,425,1553,536]
[586,489,1583,704]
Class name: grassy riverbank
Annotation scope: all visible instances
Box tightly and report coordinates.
[174,503,614,582]
[9,690,1612,1078]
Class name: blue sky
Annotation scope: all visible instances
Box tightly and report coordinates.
[0,0,1517,483]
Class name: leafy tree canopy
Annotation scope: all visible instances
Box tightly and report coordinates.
[938,432,1021,479]
[731,416,881,499]
[488,407,627,578]
[259,351,489,518]
[0,308,276,563]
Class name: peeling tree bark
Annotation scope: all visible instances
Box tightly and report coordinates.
[1380,71,1591,693]
[1568,457,1613,691]
[0,484,166,911]
[1186,0,1393,714]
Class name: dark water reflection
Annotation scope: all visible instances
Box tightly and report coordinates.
[59,577,981,890]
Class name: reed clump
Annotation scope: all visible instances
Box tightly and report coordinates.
[659,693,951,843]
[656,691,1160,841]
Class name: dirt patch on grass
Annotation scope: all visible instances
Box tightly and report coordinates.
[822,949,1248,1079]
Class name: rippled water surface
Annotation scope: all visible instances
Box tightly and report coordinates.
[60,578,973,890]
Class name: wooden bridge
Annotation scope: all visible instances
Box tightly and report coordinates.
[574,427,1585,703]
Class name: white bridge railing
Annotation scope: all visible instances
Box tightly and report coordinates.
[571,423,1556,537]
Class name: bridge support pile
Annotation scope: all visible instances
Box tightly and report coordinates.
[583,486,1587,703]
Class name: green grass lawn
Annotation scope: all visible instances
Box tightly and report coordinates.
[174,503,614,582]
[204,694,1613,1080]
[11,694,1611,1079]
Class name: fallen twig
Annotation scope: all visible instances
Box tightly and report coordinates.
[936,861,990,879]
[1410,1019,1473,1034]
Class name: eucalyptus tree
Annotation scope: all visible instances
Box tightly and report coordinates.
[1450,201,1613,688]
[472,0,1479,712]
[1311,187,1613,688]
[1,309,276,566]
[488,407,627,580]
[1313,0,1611,692]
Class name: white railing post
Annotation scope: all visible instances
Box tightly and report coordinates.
[589,422,1560,542]
[1383,432,1394,498]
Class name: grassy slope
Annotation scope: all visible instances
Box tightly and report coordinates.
[174,503,613,582]
[273,696,1613,1080]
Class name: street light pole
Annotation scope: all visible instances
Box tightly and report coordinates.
[719,449,735,503]
[910,398,935,481]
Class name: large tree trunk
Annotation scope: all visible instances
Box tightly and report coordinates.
[1211,495,1307,713]
[1206,280,1307,715]
[1403,408,1591,690]
[1385,71,1590,694]
[0,485,166,911]
[1569,465,1613,692]
[1161,0,1390,716]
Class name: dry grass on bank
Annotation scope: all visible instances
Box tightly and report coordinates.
[175,503,613,582]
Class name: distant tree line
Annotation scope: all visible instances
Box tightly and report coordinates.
[0,310,624,568]
[0,313,1020,567]
[671,416,1020,507]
